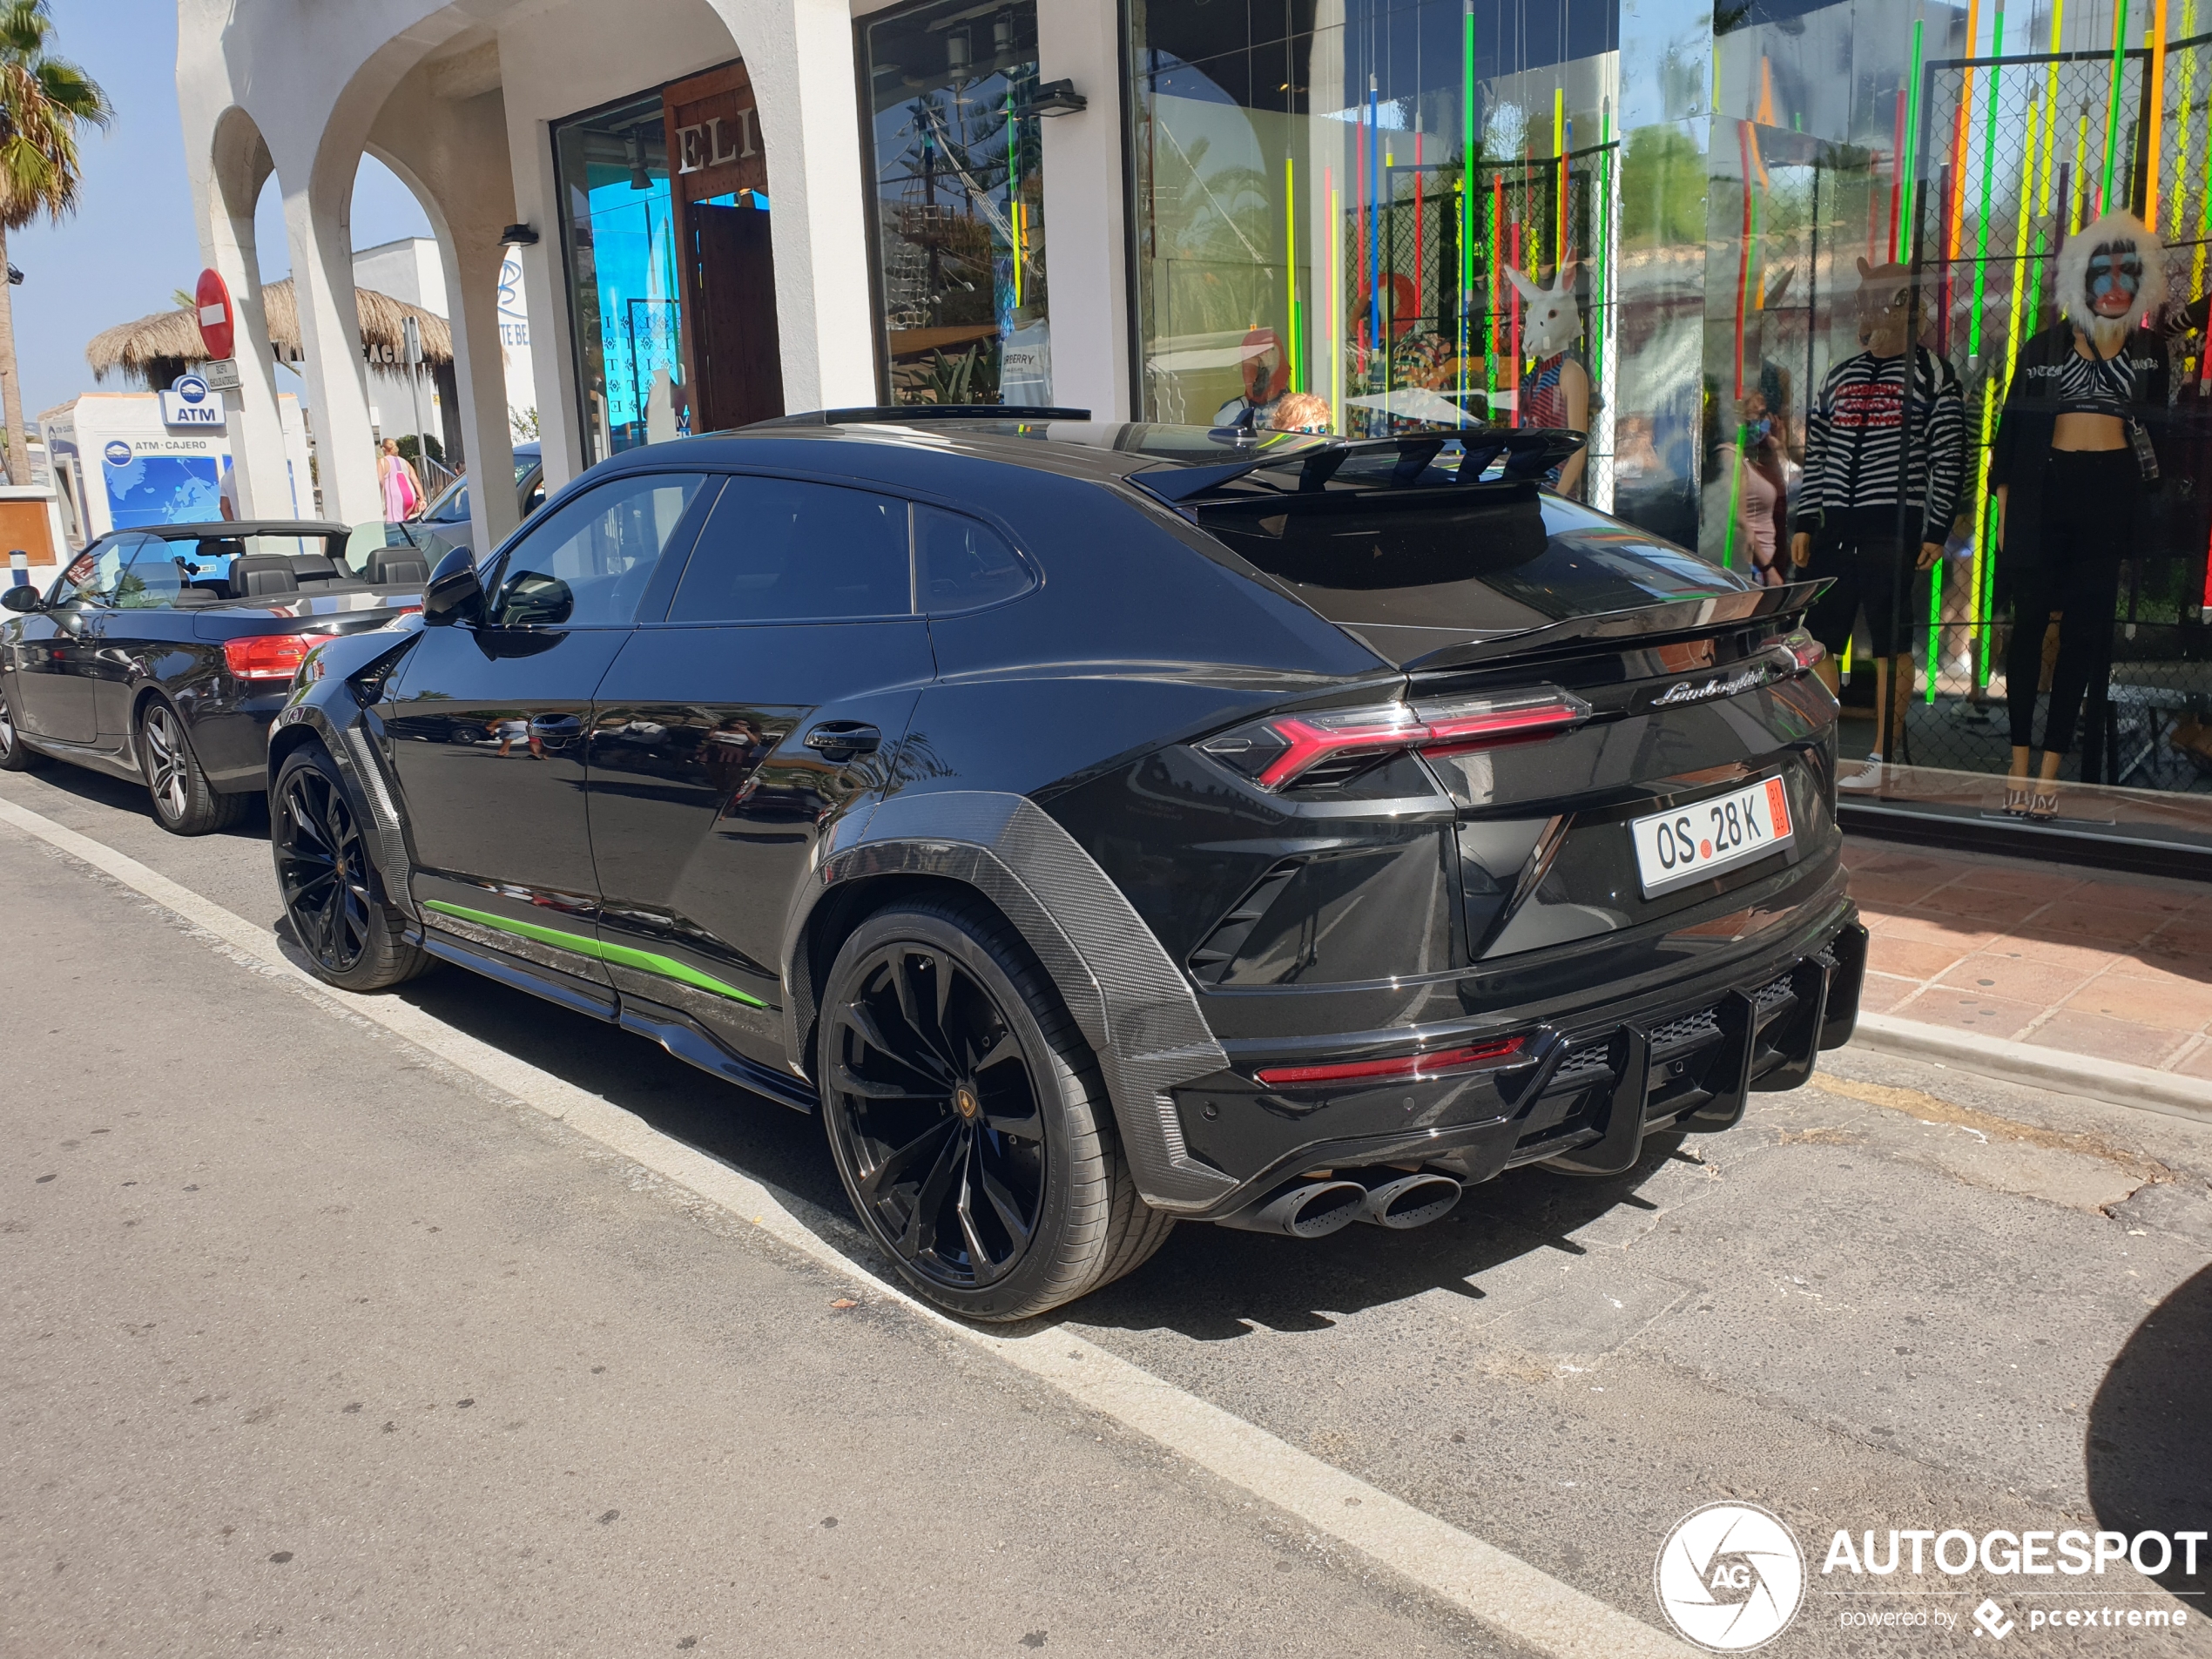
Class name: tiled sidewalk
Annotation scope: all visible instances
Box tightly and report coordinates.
[1846,838,2212,1080]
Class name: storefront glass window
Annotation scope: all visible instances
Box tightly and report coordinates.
[862,0,1052,404]
[554,94,682,464]
[1128,0,2212,851]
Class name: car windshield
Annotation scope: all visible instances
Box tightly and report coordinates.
[1192,489,1748,634]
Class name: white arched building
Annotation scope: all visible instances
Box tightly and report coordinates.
[178,0,1132,556]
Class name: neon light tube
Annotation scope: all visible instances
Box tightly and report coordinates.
[1487,173,1501,405]
[1721,422,1746,569]
[1736,120,1755,400]
[2102,0,2130,209]
[2173,0,2198,239]
[1285,156,1301,394]
[1900,20,1925,257]
[1594,103,1611,395]
[2145,0,2170,225]
[1967,9,2005,363]
[1413,133,1425,347]
[1369,76,1383,372]
[1554,86,1566,265]
[1461,0,1475,408]
[1888,91,1907,264]
[1950,0,1979,273]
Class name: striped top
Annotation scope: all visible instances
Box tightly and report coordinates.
[2052,344,2138,415]
[1793,347,1966,544]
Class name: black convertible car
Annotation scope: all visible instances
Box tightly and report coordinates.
[0,521,428,832]
[267,413,1864,1320]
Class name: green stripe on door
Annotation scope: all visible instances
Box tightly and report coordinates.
[422,899,769,1008]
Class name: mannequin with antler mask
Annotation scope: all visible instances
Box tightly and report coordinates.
[1790,257,1966,792]
[1987,211,2169,819]
[1504,261,1594,497]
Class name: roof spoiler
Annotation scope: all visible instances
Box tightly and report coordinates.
[746,405,1092,428]
[1391,579,1831,672]
[1127,427,1585,507]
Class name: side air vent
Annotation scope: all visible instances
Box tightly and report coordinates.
[1187,860,1304,985]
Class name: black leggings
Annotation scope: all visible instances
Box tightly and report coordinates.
[2005,451,2134,754]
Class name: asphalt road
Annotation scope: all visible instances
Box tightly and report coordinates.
[3,760,2209,1658]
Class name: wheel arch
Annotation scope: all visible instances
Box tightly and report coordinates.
[786,790,1237,1215]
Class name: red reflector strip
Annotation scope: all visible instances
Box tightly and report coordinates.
[222,633,318,680]
[1256,1036,1525,1089]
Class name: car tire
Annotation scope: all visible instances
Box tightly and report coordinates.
[0,682,50,771]
[819,897,1173,1321]
[271,743,433,992]
[138,698,246,835]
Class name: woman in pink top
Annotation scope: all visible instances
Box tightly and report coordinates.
[378,438,423,524]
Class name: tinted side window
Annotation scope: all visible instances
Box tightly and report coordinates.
[915,507,1033,612]
[491,472,706,628]
[667,476,911,623]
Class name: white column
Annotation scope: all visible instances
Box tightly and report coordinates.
[1037,0,1132,420]
[717,0,878,414]
[442,234,521,555]
[506,112,581,493]
[191,165,294,519]
[281,176,381,525]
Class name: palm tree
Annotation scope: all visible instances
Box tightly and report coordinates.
[0,2,109,485]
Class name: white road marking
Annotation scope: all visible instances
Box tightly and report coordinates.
[0,792,1696,1659]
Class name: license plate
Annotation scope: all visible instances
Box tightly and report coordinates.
[1630,777,1794,896]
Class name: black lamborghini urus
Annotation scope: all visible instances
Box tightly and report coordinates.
[267,412,1865,1320]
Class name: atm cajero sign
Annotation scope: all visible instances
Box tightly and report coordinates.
[158,372,226,428]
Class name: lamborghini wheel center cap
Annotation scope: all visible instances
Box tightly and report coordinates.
[954,1085,981,1121]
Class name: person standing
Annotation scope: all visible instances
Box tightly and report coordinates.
[378,437,423,524]
[1987,211,2168,819]
[1789,258,1966,792]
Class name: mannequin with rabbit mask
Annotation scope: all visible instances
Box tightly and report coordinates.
[1503,261,1591,496]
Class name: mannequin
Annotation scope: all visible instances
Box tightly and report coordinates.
[1789,258,1966,791]
[1505,262,1592,497]
[1988,211,2168,818]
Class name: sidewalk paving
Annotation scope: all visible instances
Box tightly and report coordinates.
[1846,835,2212,1082]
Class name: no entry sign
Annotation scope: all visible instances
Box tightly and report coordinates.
[194,268,234,361]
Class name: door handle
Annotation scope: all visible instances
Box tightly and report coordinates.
[803,722,882,761]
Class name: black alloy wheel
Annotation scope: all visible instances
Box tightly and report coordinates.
[138,699,244,834]
[270,745,430,992]
[819,900,1173,1321]
[0,683,47,771]
[274,755,375,973]
[828,937,1047,1289]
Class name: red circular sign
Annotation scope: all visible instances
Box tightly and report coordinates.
[193,268,234,361]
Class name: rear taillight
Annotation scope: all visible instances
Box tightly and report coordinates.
[223,633,319,681]
[1769,626,1826,674]
[1256,1036,1526,1089]
[1200,687,1589,792]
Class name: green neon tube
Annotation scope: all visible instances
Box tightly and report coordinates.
[1285,155,1301,393]
[2175,0,2200,239]
[1721,424,1747,570]
[422,900,768,1008]
[2102,0,2131,208]
[1899,21,1925,256]
[1463,0,1475,406]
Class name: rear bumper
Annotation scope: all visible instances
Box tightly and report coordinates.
[1168,899,1864,1220]
[190,698,284,792]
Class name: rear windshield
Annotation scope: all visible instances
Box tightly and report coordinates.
[1192,489,1746,632]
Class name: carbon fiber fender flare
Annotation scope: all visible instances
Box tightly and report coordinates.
[267,699,420,926]
[784,789,1238,1214]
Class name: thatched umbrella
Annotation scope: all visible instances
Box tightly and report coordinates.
[85,277,455,390]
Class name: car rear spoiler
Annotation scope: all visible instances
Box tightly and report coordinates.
[1128,428,1585,507]
[1354,579,1831,673]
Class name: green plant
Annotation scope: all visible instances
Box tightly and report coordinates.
[0,1,110,485]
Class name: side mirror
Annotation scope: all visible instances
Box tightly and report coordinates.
[2,582,43,613]
[421,546,484,627]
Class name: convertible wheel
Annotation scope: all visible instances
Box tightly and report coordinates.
[819,899,1173,1321]
[139,700,245,834]
[0,683,49,771]
[272,744,431,991]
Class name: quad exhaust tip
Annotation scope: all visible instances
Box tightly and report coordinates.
[1217,1169,1462,1238]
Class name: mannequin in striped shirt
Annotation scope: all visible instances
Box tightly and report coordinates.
[1788,259,1966,791]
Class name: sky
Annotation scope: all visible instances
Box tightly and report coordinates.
[17,0,435,420]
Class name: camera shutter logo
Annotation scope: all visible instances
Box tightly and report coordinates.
[1654,1501,1806,1651]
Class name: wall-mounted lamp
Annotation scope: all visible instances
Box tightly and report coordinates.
[499,224,540,247]
[1016,79,1087,118]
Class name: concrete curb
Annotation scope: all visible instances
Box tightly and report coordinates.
[1847,1012,2212,1126]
